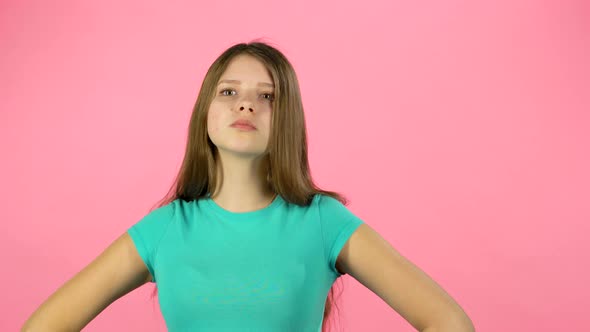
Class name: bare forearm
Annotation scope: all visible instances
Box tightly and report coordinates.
[421,314,476,332]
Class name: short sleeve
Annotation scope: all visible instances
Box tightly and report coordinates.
[127,200,177,283]
[317,194,364,276]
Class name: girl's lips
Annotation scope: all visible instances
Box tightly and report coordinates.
[231,118,256,129]
[230,123,257,130]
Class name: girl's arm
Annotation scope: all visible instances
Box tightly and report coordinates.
[21,232,151,331]
[336,223,475,332]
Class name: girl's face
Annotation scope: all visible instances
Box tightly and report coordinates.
[207,54,275,159]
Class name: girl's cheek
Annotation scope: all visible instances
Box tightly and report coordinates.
[207,109,222,135]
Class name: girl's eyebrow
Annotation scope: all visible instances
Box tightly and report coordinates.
[218,79,274,88]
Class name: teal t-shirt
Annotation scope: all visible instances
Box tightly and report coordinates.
[127,193,364,332]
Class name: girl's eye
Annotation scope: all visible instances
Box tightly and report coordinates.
[219,89,274,101]
[220,89,236,96]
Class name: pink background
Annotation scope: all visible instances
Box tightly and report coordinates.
[2,0,589,331]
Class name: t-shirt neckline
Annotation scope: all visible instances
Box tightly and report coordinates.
[204,193,284,221]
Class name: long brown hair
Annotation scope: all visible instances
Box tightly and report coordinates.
[148,39,350,332]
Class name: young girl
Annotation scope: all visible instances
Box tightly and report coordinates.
[22,41,474,332]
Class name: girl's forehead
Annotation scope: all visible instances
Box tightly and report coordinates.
[221,56,271,77]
